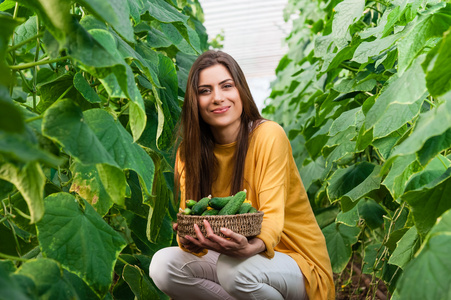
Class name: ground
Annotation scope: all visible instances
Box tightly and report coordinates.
[334,256,390,300]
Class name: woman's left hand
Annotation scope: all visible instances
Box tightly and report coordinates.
[184,219,266,258]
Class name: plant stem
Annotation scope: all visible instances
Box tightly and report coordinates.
[7,32,45,53]
[0,252,28,262]
[33,16,41,110]
[25,115,43,123]
[117,256,129,265]
[9,55,71,70]
[9,2,20,96]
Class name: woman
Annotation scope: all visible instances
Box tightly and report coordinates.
[149,50,334,300]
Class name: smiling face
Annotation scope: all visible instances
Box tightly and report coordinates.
[197,64,243,144]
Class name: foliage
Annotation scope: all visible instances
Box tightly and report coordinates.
[264,0,451,298]
[0,0,208,298]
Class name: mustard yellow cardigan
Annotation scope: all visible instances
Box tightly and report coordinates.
[177,121,334,300]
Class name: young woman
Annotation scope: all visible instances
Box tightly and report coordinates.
[149,50,334,300]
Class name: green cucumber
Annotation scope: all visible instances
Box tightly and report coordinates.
[181,208,192,215]
[201,209,219,216]
[248,207,258,213]
[191,196,211,215]
[237,202,253,214]
[218,190,247,215]
[209,196,233,210]
[186,199,197,208]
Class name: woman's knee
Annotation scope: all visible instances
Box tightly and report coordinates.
[216,255,256,296]
[149,247,184,290]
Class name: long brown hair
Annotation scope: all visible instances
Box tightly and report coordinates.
[176,50,263,201]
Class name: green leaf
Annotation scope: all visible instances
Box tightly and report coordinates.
[397,3,451,73]
[388,226,420,269]
[382,154,422,200]
[299,157,326,192]
[401,168,451,237]
[373,98,423,139]
[122,265,159,300]
[15,258,78,300]
[77,0,134,43]
[147,0,189,24]
[362,243,384,275]
[42,100,118,166]
[73,73,102,104]
[331,0,365,49]
[322,222,361,273]
[405,155,451,192]
[424,28,451,97]
[69,162,115,216]
[327,162,381,204]
[0,14,22,85]
[365,55,427,131]
[358,198,386,229]
[13,15,37,49]
[328,107,364,136]
[83,109,155,197]
[0,162,45,223]
[396,209,451,300]
[389,94,451,165]
[352,33,400,64]
[37,193,127,297]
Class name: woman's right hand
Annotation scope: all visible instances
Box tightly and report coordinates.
[173,223,205,253]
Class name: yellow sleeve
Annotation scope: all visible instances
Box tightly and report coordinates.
[253,124,291,258]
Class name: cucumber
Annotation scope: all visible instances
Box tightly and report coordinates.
[237,202,253,214]
[218,190,247,215]
[191,196,211,215]
[181,208,192,215]
[201,209,219,216]
[209,196,233,210]
[186,199,197,209]
[248,207,258,213]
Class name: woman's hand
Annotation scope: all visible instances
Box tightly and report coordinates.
[173,223,205,254]
[184,220,266,258]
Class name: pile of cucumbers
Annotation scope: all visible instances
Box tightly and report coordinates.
[181,190,258,216]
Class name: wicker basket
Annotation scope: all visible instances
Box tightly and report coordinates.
[177,211,264,238]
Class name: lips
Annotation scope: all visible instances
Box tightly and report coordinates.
[212,106,230,114]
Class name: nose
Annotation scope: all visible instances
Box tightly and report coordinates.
[213,88,225,103]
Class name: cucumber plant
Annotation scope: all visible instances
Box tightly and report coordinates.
[264,0,451,298]
[0,0,208,299]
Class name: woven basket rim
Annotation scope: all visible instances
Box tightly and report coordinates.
[176,211,264,238]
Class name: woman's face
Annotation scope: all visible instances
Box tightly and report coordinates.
[197,64,243,143]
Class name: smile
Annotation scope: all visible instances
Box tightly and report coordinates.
[212,106,230,114]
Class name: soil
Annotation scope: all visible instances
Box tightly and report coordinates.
[334,256,391,300]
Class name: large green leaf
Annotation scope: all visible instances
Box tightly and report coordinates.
[0,162,45,223]
[69,162,115,216]
[401,168,451,237]
[388,92,451,166]
[42,100,118,166]
[395,209,451,300]
[147,0,189,23]
[327,162,381,204]
[388,226,420,269]
[122,265,159,300]
[382,154,422,201]
[73,73,102,104]
[424,28,451,97]
[15,258,78,300]
[0,14,22,85]
[36,193,127,297]
[83,109,155,197]
[397,3,451,73]
[331,0,365,49]
[365,55,427,131]
[322,222,361,273]
[77,0,134,42]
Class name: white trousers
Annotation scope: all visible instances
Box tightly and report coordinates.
[149,247,307,300]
